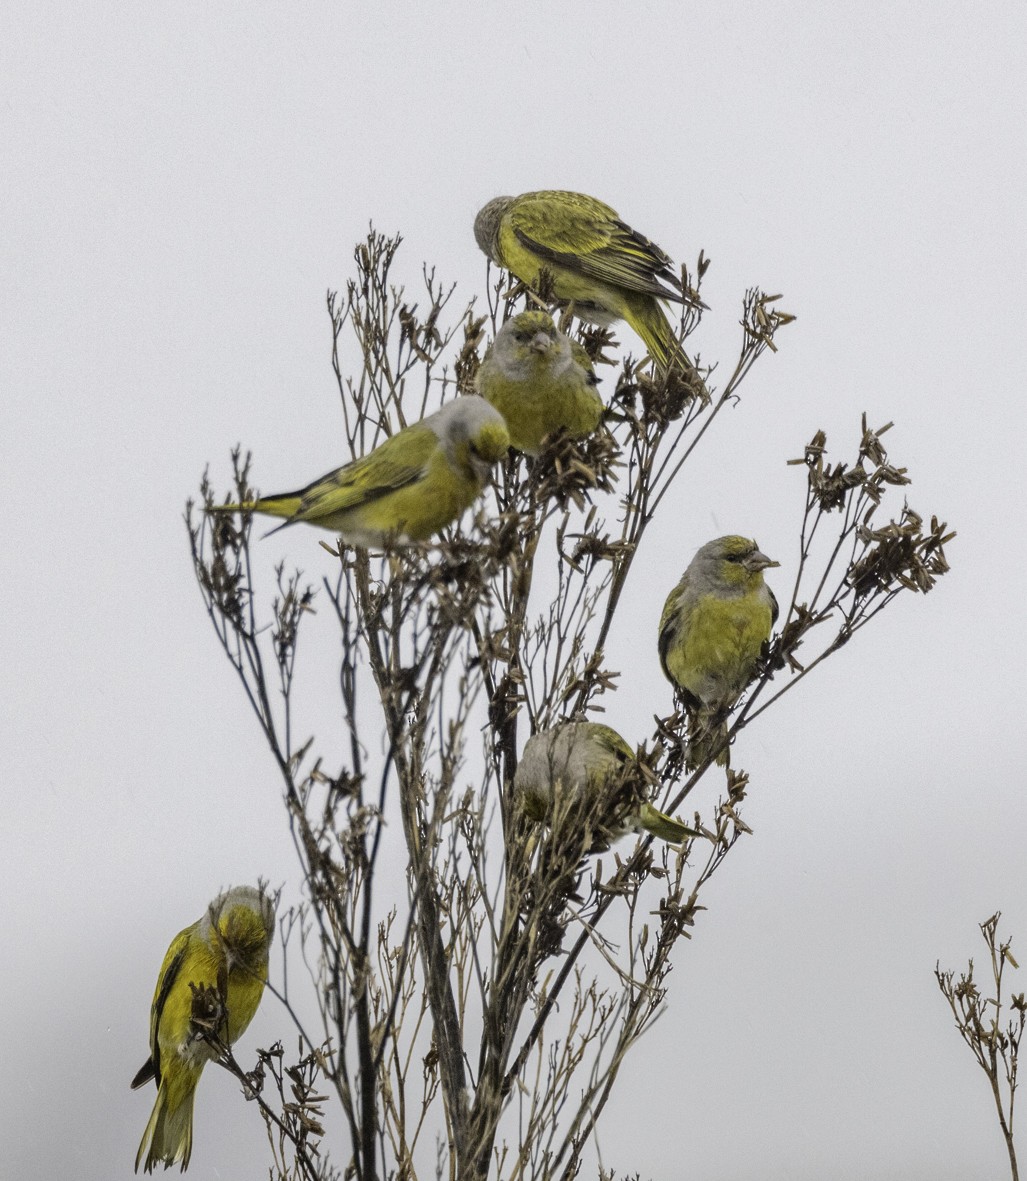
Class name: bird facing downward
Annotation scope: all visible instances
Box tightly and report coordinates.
[209,396,509,547]
[474,189,703,386]
[659,536,779,767]
[132,885,276,1173]
[514,721,698,847]
[476,311,603,455]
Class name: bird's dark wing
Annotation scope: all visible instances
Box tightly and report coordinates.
[510,191,684,301]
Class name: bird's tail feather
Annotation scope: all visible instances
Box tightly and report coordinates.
[629,299,708,399]
[135,1077,197,1174]
[208,495,301,520]
[685,712,730,771]
[636,801,700,844]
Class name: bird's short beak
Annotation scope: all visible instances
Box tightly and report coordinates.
[530,332,553,354]
[747,549,780,572]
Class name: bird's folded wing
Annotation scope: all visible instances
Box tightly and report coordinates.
[657,585,685,677]
[298,427,434,515]
[144,931,190,1083]
[510,194,682,300]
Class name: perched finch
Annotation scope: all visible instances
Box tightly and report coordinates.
[659,536,779,767]
[477,311,603,455]
[132,886,276,1173]
[515,721,698,846]
[474,190,703,388]
[210,396,509,546]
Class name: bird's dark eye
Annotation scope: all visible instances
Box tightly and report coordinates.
[515,331,530,342]
[726,551,748,563]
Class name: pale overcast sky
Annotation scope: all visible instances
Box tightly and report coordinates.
[4,3,1027,1179]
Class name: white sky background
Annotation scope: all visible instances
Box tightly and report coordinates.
[3,2,1025,1178]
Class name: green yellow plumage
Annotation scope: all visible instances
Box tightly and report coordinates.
[476,311,603,455]
[659,536,779,767]
[210,396,509,546]
[474,190,703,386]
[132,886,276,1173]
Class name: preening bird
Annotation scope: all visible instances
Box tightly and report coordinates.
[514,721,697,845]
[210,396,509,546]
[132,885,276,1173]
[659,536,779,767]
[474,190,703,383]
[476,310,603,455]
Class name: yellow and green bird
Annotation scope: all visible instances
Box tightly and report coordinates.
[514,720,697,845]
[476,310,603,455]
[659,536,779,767]
[211,395,509,547]
[474,190,702,382]
[132,885,276,1173]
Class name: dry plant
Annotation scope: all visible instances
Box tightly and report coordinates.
[185,229,952,1180]
[937,914,1025,1181]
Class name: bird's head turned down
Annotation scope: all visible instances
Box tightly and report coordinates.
[435,396,510,474]
[473,196,513,260]
[212,884,276,941]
